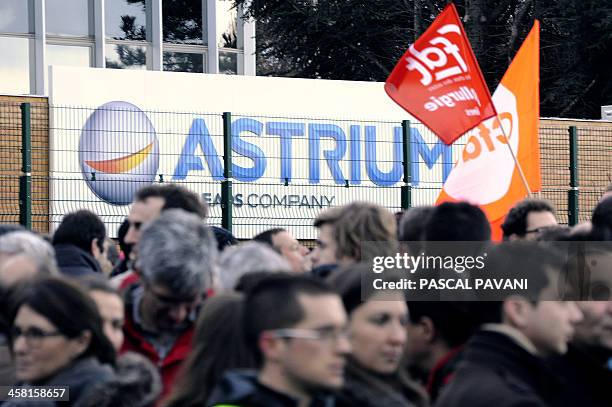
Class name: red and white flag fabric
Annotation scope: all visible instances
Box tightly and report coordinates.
[436,21,541,241]
[385,3,495,145]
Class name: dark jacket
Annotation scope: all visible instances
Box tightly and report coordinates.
[435,330,561,407]
[335,360,427,407]
[54,243,101,278]
[2,357,114,407]
[426,346,464,402]
[0,334,15,386]
[547,344,612,407]
[77,352,162,407]
[206,369,335,407]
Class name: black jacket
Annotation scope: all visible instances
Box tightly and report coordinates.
[435,330,562,407]
[547,344,612,407]
[54,243,101,278]
[3,357,114,406]
[206,370,335,407]
[335,360,427,407]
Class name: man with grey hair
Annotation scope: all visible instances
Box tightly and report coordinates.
[0,231,59,287]
[217,241,291,291]
[120,209,217,399]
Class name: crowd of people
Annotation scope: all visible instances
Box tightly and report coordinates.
[0,182,611,407]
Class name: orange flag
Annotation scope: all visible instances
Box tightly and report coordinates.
[385,3,495,145]
[436,21,541,241]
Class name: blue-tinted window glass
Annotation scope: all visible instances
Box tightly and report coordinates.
[0,0,32,34]
[106,0,147,40]
[46,0,91,36]
[162,0,203,45]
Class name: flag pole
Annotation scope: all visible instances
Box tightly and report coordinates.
[493,111,533,197]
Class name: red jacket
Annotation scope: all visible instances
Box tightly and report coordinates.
[120,283,195,401]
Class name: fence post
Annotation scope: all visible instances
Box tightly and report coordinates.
[568,126,579,226]
[19,103,32,229]
[221,112,233,232]
[401,120,412,210]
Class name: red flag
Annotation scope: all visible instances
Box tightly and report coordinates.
[385,3,495,145]
[436,21,541,240]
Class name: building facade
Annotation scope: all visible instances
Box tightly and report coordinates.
[0,0,255,96]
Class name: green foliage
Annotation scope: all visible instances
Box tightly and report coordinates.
[235,0,612,119]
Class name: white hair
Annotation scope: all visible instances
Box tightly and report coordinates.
[217,241,291,291]
[0,231,59,275]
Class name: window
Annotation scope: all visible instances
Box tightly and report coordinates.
[0,37,32,94]
[106,0,147,40]
[106,44,147,69]
[46,0,92,36]
[162,0,204,45]
[216,0,237,49]
[163,51,204,72]
[0,0,33,34]
[219,51,237,74]
[47,45,92,67]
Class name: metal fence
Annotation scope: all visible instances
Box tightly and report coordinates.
[1,100,610,239]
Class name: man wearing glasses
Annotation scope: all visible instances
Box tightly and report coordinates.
[208,274,352,407]
[501,199,558,241]
[121,210,218,400]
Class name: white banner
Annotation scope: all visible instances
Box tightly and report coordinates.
[49,66,455,238]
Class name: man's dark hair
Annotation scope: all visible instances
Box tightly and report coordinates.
[211,226,238,252]
[399,206,435,241]
[234,271,278,293]
[243,274,336,367]
[501,199,555,240]
[591,196,612,241]
[424,202,491,241]
[135,184,207,219]
[406,302,477,347]
[471,242,566,324]
[252,228,286,252]
[52,210,106,254]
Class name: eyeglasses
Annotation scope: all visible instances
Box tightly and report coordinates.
[270,327,350,344]
[10,326,63,347]
[525,226,556,235]
[148,286,201,308]
[129,221,143,232]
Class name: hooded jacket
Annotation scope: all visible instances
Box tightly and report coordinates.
[206,369,335,407]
